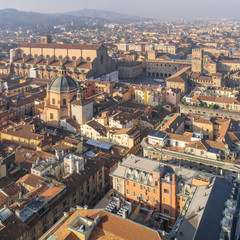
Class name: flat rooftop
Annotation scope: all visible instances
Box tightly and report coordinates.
[175,177,232,240]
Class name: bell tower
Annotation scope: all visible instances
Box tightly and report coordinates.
[192,48,203,74]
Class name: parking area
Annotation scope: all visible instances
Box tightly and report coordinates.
[120,73,166,86]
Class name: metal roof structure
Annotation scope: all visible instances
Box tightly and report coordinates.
[86,139,111,150]
[0,208,13,222]
[149,130,167,139]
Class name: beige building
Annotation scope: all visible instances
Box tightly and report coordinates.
[80,119,141,154]
[134,85,181,110]
[11,36,116,81]
[192,48,203,74]
[146,50,192,78]
[217,59,240,72]
[118,61,143,80]
[44,65,93,128]
[180,94,240,120]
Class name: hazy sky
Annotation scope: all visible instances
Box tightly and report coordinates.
[0,0,239,19]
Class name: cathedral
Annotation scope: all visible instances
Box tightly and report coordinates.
[44,65,93,128]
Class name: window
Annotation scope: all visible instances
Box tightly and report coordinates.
[63,99,66,105]
[34,54,38,58]
[140,185,143,189]
[42,218,47,226]
[154,198,157,205]
[153,189,156,194]
[127,189,130,195]
[73,115,76,120]
[164,189,169,194]
[50,113,54,119]
[140,194,143,200]
[133,183,136,187]
[86,57,91,62]
[46,54,50,59]
[117,185,121,192]
[31,228,35,237]
[147,196,151,202]
[53,208,57,215]
[72,56,77,61]
[59,55,63,60]
[164,208,170,215]
[134,191,137,197]
[52,98,55,104]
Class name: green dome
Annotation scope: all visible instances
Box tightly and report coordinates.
[49,75,78,92]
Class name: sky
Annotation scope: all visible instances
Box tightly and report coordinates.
[0,0,239,19]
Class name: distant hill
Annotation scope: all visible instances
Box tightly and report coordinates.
[67,8,150,23]
[0,8,150,30]
[0,8,81,29]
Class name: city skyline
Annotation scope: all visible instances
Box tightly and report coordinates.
[0,0,240,19]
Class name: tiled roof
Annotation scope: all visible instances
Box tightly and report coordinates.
[167,132,192,142]
[20,43,102,50]
[48,209,165,240]
[17,174,44,188]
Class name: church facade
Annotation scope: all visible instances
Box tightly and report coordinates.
[10,36,117,81]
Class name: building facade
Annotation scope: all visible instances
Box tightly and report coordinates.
[11,38,116,81]
[44,65,93,127]
[111,154,178,225]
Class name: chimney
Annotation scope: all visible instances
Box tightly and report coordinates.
[15,210,21,219]
[76,162,80,173]
[94,215,101,225]
[19,191,23,199]
[122,210,127,219]
[55,150,59,160]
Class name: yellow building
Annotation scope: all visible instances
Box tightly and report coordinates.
[0,124,52,151]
